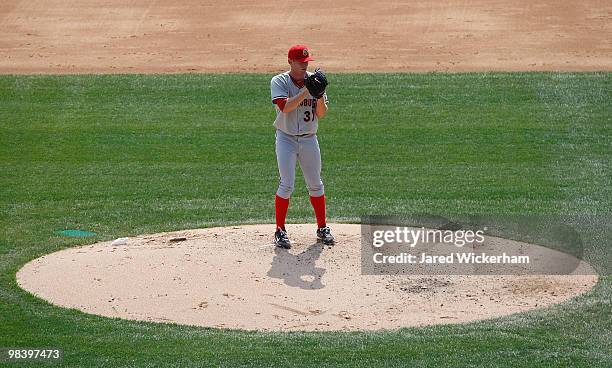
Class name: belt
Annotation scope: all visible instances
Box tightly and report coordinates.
[295,133,313,137]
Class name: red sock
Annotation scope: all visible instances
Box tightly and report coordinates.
[275,194,290,230]
[309,194,327,228]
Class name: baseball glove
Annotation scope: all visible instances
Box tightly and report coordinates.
[304,68,328,99]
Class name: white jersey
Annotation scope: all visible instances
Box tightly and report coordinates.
[270,71,329,136]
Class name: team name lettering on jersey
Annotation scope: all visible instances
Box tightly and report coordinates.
[299,98,317,107]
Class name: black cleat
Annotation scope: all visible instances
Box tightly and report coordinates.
[316,226,335,245]
[274,228,291,249]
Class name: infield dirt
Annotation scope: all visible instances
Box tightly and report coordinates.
[1,0,610,74]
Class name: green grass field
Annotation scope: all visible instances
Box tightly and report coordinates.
[1,73,610,367]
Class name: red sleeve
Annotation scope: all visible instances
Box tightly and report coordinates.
[273,98,288,112]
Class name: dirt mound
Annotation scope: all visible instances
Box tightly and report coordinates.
[17,223,597,331]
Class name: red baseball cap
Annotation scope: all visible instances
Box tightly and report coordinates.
[288,45,314,62]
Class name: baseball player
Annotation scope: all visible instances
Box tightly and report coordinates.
[270,44,334,249]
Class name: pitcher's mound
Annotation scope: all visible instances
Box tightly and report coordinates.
[17,224,597,331]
